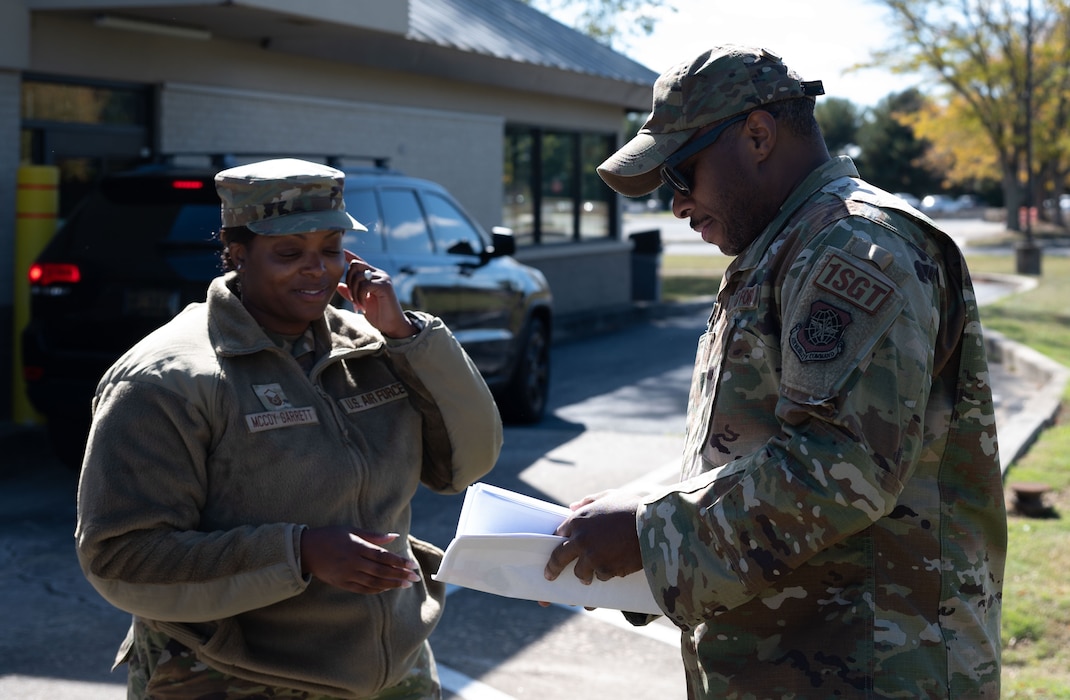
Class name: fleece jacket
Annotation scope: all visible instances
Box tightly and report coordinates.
[75,273,503,698]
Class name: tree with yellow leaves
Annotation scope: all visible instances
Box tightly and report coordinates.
[901,93,1000,189]
[869,0,1070,232]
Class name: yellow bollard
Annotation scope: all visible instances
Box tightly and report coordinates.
[13,165,60,425]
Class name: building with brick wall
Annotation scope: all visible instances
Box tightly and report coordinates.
[1,0,658,420]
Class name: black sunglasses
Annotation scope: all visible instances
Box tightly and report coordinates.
[659,113,749,196]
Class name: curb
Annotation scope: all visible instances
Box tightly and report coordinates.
[984,328,1069,475]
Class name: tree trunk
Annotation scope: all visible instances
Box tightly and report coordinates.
[1002,170,1021,231]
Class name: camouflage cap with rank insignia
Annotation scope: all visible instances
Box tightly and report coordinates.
[598,45,825,197]
[215,158,366,235]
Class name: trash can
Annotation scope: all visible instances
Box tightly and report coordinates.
[628,229,662,302]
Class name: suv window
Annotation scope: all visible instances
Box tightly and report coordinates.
[380,188,432,255]
[343,188,385,255]
[170,205,224,244]
[62,177,220,272]
[423,191,485,256]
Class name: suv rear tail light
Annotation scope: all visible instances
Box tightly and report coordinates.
[171,180,205,190]
[28,262,81,286]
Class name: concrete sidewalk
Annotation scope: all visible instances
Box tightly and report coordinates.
[984,327,1069,475]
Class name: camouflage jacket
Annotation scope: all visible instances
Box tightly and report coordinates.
[636,157,1006,698]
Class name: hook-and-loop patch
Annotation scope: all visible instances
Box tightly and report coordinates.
[783,247,905,401]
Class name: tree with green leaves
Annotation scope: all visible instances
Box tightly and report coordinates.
[815,97,863,158]
[854,89,944,199]
[519,0,675,49]
[1032,10,1070,227]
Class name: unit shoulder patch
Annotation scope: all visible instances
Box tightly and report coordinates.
[789,300,852,363]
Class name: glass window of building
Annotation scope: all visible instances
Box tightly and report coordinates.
[580,133,616,240]
[22,79,149,126]
[21,76,153,219]
[503,125,615,246]
[504,128,536,246]
[539,131,576,245]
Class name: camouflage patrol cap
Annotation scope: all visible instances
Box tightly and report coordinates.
[215,158,366,235]
[598,45,825,197]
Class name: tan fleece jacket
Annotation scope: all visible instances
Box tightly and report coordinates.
[75,273,502,698]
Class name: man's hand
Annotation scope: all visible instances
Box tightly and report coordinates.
[543,490,644,585]
[301,526,422,594]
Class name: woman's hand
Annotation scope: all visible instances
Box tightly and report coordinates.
[336,251,419,338]
[301,526,422,595]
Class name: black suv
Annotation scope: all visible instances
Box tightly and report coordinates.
[22,160,552,467]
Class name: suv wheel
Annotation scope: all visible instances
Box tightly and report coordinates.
[497,316,550,424]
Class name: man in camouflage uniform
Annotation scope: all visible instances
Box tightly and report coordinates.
[544,45,1005,698]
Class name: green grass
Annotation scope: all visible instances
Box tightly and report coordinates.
[660,255,724,301]
[970,254,1070,697]
[661,250,1070,696]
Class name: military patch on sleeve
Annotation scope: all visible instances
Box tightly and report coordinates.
[813,251,894,314]
[790,300,852,362]
[781,246,907,401]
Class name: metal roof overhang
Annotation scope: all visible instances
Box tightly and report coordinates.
[28,0,653,111]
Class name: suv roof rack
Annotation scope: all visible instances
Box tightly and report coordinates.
[152,152,393,170]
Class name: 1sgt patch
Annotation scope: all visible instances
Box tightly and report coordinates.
[813,251,893,314]
[790,300,851,362]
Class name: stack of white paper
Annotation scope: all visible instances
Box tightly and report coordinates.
[432,482,662,614]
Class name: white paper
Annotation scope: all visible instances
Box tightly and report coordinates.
[432,483,662,614]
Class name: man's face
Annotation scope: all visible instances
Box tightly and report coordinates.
[668,119,776,256]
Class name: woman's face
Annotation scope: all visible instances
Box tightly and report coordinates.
[229,229,345,335]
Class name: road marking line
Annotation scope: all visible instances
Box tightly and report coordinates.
[571,605,680,646]
[444,587,677,647]
[438,459,685,698]
[438,663,517,700]
[621,459,681,491]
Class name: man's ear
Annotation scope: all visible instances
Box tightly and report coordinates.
[742,110,777,163]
